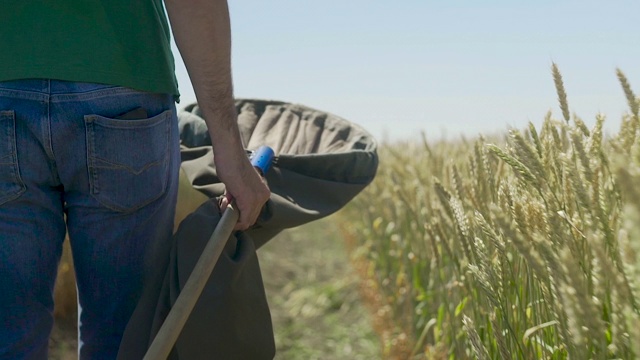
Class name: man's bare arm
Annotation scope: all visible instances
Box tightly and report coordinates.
[164,0,269,230]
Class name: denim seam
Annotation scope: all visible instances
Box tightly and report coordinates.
[51,88,153,103]
[41,93,56,164]
[85,119,99,197]
[0,111,26,205]
[42,82,61,183]
[0,87,148,102]
[0,89,49,101]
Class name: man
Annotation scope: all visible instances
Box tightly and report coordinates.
[0,1,270,358]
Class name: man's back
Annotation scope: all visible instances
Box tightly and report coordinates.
[0,1,178,96]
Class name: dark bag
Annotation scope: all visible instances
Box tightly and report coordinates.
[119,200,274,359]
[169,201,275,359]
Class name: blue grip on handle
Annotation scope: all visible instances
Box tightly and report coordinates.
[250,146,275,175]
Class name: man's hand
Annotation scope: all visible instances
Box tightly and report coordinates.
[214,137,270,230]
[165,0,270,229]
[217,158,270,231]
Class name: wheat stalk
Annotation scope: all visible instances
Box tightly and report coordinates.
[552,63,571,124]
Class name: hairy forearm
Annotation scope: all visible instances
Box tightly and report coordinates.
[164,0,241,149]
[164,0,270,231]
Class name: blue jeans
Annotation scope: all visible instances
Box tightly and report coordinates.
[0,80,180,359]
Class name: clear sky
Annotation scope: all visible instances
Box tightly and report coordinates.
[172,1,640,141]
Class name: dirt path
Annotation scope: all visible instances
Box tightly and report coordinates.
[260,217,381,359]
[49,216,380,359]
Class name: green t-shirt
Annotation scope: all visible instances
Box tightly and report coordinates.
[0,1,179,97]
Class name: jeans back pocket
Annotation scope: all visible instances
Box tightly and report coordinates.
[0,111,26,206]
[85,110,172,213]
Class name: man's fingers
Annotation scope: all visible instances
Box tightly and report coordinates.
[233,213,251,231]
[218,192,231,211]
[233,202,262,231]
[219,192,267,231]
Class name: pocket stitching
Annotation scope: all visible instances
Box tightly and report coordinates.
[91,156,165,175]
[0,153,13,164]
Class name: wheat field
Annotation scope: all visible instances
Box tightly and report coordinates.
[338,64,640,359]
